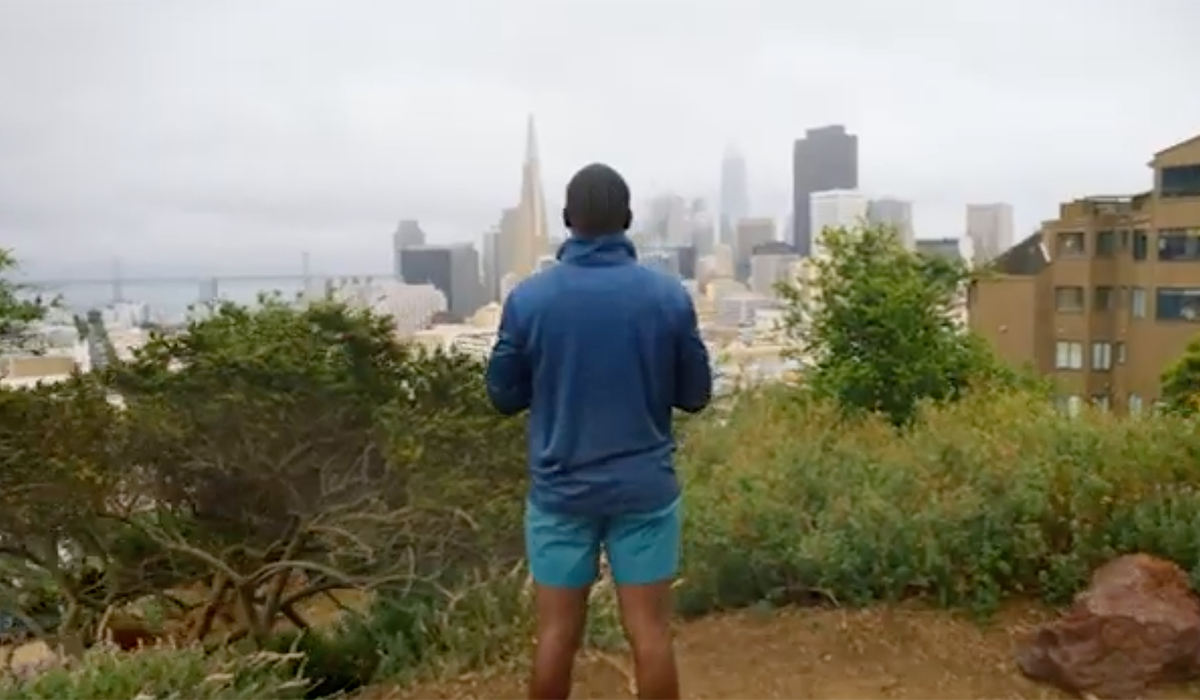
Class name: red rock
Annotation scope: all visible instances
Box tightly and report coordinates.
[1014,553,1200,699]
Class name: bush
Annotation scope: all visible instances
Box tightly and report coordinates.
[677,384,1200,617]
[267,564,624,696]
[1162,330,1200,415]
[0,646,308,700]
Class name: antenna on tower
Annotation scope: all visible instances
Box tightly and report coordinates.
[112,257,124,304]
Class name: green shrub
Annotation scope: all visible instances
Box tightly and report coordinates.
[268,564,624,694]
[0,646,308,700]
[677,384,1200,617]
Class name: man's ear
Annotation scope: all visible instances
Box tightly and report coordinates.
[623,210,633,231]
[562,208,571,230]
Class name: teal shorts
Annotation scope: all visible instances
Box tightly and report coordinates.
[524,496,682,588]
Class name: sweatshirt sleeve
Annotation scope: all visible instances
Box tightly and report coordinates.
[673,291,713,413]
[485,295,532,416]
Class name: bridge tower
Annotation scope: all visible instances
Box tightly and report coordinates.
[111,258,124,304]
[198,278,219,304]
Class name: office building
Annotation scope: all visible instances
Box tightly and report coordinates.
[966,203,1015,267]
[392,220,427,276]
[868,198,915,250]
[969,133,1200,414]
[481,226,501,304]
[669,244,698,280]
[640,193,692,248]
[689,198,715,257]
[734,217,777,281]
[750,242,801,298]
[719,146,750,247]
[328,279,447,338]
[641,249,681,278]
[715,292,781,328]
[398,243,484,321]
[792,125,859,256]
[916,238,965,263]
[810,189,868,259]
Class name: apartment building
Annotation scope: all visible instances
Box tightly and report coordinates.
[969,133,1200,414]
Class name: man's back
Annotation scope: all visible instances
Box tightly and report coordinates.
[486,234,711,517]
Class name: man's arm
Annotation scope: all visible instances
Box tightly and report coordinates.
[673,292,712,413]
[485,295,531,416]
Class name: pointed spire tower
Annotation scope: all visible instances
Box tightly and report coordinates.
[514,114,549,278]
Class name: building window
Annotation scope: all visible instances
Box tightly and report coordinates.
[1055,341,1083,370]
[1128,393,1143,416]
[1054,286,1085,313]
[1091,342,1112,371]
[1156,228,1200,261]
[1131,287,1148,318]
[1160,164,1200,198]
[1054,395,1084,416]
[1096,230,1116,256]
[1056,231,1086,257]
[1092,394,1110,412]
[1133,230,1149,260]
[1155,288,1200,321]
[1093,286,1114,311]
[1115,341,1126,365]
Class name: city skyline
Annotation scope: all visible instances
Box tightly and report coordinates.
[2,0,1198,277]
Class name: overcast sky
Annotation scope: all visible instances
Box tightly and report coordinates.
[2,0,1198,278]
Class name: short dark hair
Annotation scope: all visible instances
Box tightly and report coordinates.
[562,163,632,238]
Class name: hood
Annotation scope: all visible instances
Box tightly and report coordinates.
[556,233,638,267]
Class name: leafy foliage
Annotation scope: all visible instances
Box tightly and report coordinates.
[0,375,140,643]
[99,297,525,648]
[677,384,1200,618]
[0,292,529,664]
[779,222,1016,426]
[1161,332,1200,415]
[0,249,47,352]
[0,646,308,700]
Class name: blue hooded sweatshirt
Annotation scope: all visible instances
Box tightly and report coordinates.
[484,233,713,517]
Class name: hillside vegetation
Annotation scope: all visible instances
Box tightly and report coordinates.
[1,226,1199,699]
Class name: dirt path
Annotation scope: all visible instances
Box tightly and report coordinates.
[366,603,1200,700]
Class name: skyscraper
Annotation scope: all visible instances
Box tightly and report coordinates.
[792,125,859,256]
[966,203,1015,267]
[398,243,483,321]
[867,198,915,250]
[392,219,427,277]
[719,146,750,247]
[810,189,868,259]
[512,115,550,279]
[481,226,500,303]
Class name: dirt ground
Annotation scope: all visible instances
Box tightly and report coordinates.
[366,603,1200,700]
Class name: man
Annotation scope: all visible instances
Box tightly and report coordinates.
[485,163,712,700]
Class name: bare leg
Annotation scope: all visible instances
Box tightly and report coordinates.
[530,583,590,700]
[615,581,679,700]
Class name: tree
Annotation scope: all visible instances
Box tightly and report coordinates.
[779,222,1012,427]
[105,296,526,648]
[1161,333,1200,415]
[0,375,144,648]
[0,248,50,352]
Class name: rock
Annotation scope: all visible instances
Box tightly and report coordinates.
[1014,553,1200,699]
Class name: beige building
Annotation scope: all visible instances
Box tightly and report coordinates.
[970,133,1200,413]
